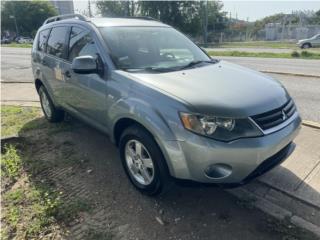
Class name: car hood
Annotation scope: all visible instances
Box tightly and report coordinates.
[129,61,290,117]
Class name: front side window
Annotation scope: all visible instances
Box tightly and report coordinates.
[99,26,210,71]
[46,26,69,59]
[38,29,50,52]
[68,27,99,61]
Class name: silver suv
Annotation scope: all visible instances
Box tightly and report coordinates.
[32,14,301,195]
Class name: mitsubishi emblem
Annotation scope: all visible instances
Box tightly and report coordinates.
[282,110,287,120]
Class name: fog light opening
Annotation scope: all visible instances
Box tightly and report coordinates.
[204,164,232,179]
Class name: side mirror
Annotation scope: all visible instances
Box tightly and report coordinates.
[72,55,97,74]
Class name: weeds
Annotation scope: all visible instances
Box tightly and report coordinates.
[1,145,22,180]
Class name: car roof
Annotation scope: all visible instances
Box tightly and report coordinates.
[90,17,170,28]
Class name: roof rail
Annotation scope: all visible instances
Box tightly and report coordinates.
[43,14,88,25]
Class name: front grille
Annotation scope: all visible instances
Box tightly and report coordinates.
[251,99,296,130]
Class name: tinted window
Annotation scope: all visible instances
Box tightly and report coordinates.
[38,29,50,52]
[47,26,69,59]
[68,27,99,61]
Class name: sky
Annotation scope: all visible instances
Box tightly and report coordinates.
[73,0,320,21]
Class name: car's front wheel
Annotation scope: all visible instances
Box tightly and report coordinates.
[119,125,172,195]
[301,43,311,49]
[38,86,64,122]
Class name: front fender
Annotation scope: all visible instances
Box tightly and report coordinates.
[108,97,191,179]
[109,97,177,142]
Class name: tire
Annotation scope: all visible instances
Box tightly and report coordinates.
[301,43,311,49]
[38,85,64,122]
[119,124,172,196]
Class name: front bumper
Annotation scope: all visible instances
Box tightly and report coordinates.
[164,113,301,184]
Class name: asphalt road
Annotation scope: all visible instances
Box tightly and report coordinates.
[1,47,320,122]
[216,56,320,77]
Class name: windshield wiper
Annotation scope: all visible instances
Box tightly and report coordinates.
[179,59,219,70]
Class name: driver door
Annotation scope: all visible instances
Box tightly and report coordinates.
[62,26,108,125]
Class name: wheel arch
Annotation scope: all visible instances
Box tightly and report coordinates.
[35,78,43,92]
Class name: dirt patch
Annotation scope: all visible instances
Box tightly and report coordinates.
[1,110,317,239]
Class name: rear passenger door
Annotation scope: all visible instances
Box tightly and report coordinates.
[44,26,70,103]
[62,26,108,125]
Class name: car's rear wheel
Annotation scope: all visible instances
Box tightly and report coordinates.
[38,86,64,122]
[119,124,172,195]
[302,43,311,49]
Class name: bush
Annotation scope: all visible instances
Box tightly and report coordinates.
[301,51,312,58]
[291,51,300,58]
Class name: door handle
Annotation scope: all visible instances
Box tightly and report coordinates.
[64,71,71,78]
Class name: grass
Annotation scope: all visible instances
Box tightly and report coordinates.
[1,43,32,48]
[1,105,40,137]
[217,41,297,49]
[208,50,320,59]
[1,145,22,180]
[1,105,91,239]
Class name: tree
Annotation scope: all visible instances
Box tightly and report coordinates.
[96,0,227,42]
[96,1,136,17]
[311,9,320,24]
[139,1,226,40]
[1,0,57,37]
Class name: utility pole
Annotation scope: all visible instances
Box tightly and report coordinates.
[88,0,92,17]
[202,0,208,45]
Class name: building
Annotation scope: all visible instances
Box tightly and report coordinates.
[50,0,74,15]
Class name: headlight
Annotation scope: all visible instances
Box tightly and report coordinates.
[180,112,263,142]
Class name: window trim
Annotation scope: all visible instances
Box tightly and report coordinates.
[66,25,90,63]
[37,28,52,52]
[46,25,71,60]
[66,26,101,64]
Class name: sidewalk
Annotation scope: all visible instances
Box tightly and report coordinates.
[1,82,40,106]
[228,126,320,236]
[1,82,320,237]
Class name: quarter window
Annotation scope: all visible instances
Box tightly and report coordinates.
[38,29,50,52]
[46,26,69,59]
[68,27,99,61]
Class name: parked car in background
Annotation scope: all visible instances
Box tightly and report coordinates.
[297,34,320,48]
[1,37,11,44]
[32,14,301,195]
[17,36,33,44]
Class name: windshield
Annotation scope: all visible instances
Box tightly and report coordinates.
[99,26,211,71]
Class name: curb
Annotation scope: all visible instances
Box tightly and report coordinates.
[302,120,320,129]
[228,187,320,238]
[260,70,320,78]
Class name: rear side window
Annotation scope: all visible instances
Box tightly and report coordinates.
[68,27,99,61]
[38,29,50,52]
[46,26,69,59]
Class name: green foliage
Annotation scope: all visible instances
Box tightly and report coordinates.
[1,105,40,137]
[310,9,320,24]
[96,0,227,38]
[1,43,32,48]
[96,0,136,17]
[1,145,22,180]
[301,50,312,57]
[252,13,299,35]
[1,0,57,37]
[291,51,300,58]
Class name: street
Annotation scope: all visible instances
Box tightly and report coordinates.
[1,47,319,122]
[216,56,320,77]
